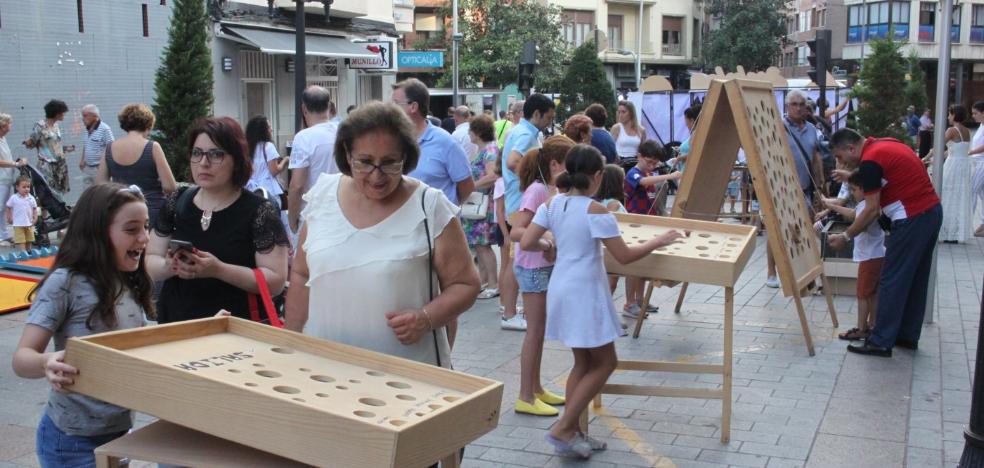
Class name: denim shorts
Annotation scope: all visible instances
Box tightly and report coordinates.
[36,413,126,468]
[514,265,553,293]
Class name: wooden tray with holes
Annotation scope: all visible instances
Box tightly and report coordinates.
[604,213,757,287]
[64,317,503,468]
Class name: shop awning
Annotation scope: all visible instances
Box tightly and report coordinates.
[224,26,376,59]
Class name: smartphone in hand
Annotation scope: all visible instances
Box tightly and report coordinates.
[168,240,194,260]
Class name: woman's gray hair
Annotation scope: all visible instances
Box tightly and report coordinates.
[0,113,11,127]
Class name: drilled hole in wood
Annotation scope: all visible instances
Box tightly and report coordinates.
[389,420,406,426]
[349,379,361,384]
[273,386,300,394]
[629,223,641,228]
[428,404,442,410]
[443,396,461,403]
[720,255,730,259]
[293,398,305,402]
[336,385,348,390]
[353,410,375,418]
[270,347,294,354]
[396,394,416,401]
[359,398,386,407]
[252,363,264,367]
[244,382,258,387]
[228,369,241,373]
[387,381,412,389]
[315,393,330,398]
[366,370,385,377]
[699,254,709,258]
[311,375,335,383]
[696,246,709,251]
[256,370,281,378]
[698,233,711,238]
[415,412,426,417]
[299,368,311,372]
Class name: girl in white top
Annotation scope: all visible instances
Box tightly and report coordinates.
[245,116,288,198]
[610,101,647,160]
[926,105,973,242]
[521,145,682,459]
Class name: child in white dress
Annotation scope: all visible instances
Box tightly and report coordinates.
[521,145,683,459]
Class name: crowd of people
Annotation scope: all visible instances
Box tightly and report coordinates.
[2,80,977,463]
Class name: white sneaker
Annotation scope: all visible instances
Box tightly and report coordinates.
[499,305,524,315]
[501,314,528,331]
[765,276,780,288]
[622,303,641,319]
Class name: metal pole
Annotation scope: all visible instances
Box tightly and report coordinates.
[636,0,643,89]
[926,0,954,326]
[294,0,306,133]
[452,0,459,107]
[958,274,984,466]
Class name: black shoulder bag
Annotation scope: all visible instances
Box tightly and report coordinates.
[420,189,445,368]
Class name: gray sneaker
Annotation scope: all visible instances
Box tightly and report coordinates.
[546,433,592,459]
[501,314,527,331]
[622,303,641,319]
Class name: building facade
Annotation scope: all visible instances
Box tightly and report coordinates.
[779,0,848,80]
[840,0,984,107]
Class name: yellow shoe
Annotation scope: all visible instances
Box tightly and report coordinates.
[515,398,559,416]
[535,390,566,406]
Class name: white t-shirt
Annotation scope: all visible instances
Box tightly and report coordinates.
[247,142,283,197]
[972,125,984,157]
[0,137,15,185]
[6,193,37,227]
[451,122,479,161]
[492,177,504,224]
[853,200,886,262]
[288,121,339,195]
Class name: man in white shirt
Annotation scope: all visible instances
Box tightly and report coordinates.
[287,85,338,232]
[450,105,478,160]
[969,102,984,236]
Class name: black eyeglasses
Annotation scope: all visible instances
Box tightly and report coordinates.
[190,148,227,164]
[350,158,405,175]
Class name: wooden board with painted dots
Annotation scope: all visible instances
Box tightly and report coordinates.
[64,317,503,468]
[603,212,757,288]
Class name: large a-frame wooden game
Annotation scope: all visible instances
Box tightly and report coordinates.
[671,79,839,356]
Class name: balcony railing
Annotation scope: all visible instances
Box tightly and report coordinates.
[662,42,682,55]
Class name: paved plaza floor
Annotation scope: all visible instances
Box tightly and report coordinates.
[0,234,980,467]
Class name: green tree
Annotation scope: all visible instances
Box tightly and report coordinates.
[904,52,929,114]
[851,39,909,141]
[422,0,568,91]
[556,41,615,123]
[703,0,785,72]
[152,0,214,181]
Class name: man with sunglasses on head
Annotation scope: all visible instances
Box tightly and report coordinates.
[287,85,338,233]
[392,78,474,206]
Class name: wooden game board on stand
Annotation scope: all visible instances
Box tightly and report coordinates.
[64,317,503,468]
[671,78,838,356]
[587,213,757,443]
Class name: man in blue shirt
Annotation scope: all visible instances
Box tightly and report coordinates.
[503,94,556,217]
[585,103,617,163]
[906,105,921,146]
[392,78,474,205]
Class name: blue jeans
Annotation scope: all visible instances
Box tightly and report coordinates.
[36,413,126,468]
[513,265,552,293]
[868,204,942,348]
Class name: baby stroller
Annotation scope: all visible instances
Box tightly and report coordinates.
[18,164,71,248]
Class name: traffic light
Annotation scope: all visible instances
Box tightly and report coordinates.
[517,40,537,96]
[806,29,832,91]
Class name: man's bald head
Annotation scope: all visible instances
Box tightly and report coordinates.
[454,105,471,125]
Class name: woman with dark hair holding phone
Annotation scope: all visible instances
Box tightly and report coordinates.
[144,117,289,323]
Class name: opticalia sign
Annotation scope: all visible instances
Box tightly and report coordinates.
[398,51,444,69]
[350,40,396,71]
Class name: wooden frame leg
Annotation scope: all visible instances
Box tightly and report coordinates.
[820,273,839,328]
[441,451,461,468]
[95,454,120,468]
[721,287,734,443]
[632,280,656,339]
[792,294,816,356]
[674,282,689,314]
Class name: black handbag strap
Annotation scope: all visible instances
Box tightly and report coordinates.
[420,188,443,368]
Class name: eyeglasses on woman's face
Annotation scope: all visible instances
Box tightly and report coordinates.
[190,148,227,165]
[349,157,405,175]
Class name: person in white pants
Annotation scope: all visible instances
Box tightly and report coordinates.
[968,102,984,237]
[0,113,29,244]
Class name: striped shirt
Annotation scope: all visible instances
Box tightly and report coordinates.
[83,120,114,166]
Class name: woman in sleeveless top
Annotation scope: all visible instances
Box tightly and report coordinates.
[285,102,480,369]
[97,104,176,226]
[936,105,973,242]
[610,101,647,160]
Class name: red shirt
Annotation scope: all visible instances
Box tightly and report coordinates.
[857,137,939,220]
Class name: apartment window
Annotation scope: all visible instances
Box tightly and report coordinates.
[867,2,890,40]
[952,5,961,42]
[142,4,149,37]
[972,5,984,42]
[787,15,796,35]
[692,18,700,57]
[919,2,935,42]
[848,5,865,43]
[608,15,623,50]
[798,11,811,32]
[562,10,595,47]
[891,1,910,40]
[414,12,441,43]
[160,0,166,5]
[818,8,826,27]
[77,0,84,33]
[797,46,808,66]
[662,16,683,55]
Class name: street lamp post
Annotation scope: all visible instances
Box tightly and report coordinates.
[636,0,643,90]
[452,0,460,107]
